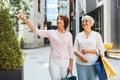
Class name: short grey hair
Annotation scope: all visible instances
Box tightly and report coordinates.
[81,15,95,26]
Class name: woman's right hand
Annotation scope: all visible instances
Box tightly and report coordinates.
[81,56,88,63]
[18,12,27,22]
[74,51,88,63]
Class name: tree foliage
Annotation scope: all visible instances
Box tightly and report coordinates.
[1,0,32,31]
[9,0,31,22]
[0,5,23,70]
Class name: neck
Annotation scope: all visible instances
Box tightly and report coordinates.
[84,29,92,37]
[84,29,91,33]
[57,28,65,33]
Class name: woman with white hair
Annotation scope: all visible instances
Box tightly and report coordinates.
[74,15,104,80]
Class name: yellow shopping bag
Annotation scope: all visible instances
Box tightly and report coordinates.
[101,55,116,78]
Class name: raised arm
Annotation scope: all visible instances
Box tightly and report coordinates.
[18,12,36,31]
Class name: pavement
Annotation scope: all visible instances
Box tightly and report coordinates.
[23,46,51,80]
[106,49,120,59]
[23,45,77,80]
[23,45,120,80]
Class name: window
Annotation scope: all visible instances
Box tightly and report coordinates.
[37,23,41,39]
[117,0,120,8]
[38,0,41,12]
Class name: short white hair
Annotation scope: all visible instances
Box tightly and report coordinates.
[81,15,95,26]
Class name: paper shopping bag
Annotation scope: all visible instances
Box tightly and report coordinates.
[101,56,116,78]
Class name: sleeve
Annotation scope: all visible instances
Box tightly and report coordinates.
[34,28,49,38]
[96,33,105,55]
[68,33,74,59]
[73,34,79,52]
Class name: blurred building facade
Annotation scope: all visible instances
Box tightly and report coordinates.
[74,0,120,49]
[19,0,45,48]
[19,0,120,49]
[19,0,69,48]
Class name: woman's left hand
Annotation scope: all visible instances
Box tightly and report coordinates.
[82,49,97,54]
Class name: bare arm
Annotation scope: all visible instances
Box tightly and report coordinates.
[68,58,73,73]
[82,49,97,54]
[18,12,36,31]
[74,51,88,63]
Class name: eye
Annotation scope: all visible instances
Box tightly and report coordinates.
[85,20,89,22]
[57,17,61,20]
[57,17,60,19]
[57,17,63,21]
[82,21,85,23]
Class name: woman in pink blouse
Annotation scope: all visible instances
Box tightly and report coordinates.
[18,13,73,80]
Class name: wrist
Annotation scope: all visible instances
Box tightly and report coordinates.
[79,53,84,58]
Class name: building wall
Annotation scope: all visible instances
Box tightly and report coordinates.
[86,0,97,13]
[77,0,120,49]
[19,0,45,48]
[111,0,120,48]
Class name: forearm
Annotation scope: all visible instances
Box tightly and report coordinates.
[69,58,73,67]
[74,51,88,62]
[74,51,84,59]
[83,49,97,54]
[18,12,36,31]
[25,20,36,31]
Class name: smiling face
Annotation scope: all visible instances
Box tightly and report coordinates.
[56,15,69,30]
[57,16,65,29]
[82,19,92,30]
[81,15,95,31]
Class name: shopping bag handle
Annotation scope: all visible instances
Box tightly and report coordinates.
[66,72,74,78]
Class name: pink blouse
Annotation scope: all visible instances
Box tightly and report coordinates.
[34,29,73,60]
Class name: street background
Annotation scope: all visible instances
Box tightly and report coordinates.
[23,46,120,80]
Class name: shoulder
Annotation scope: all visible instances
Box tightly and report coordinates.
[47,29,56,33]
[92,31,102,40]
[76,31,84,37]
[65,31,72,36]
[92,31,101,36]
[48,29,55,31]
[67,31,71,34]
